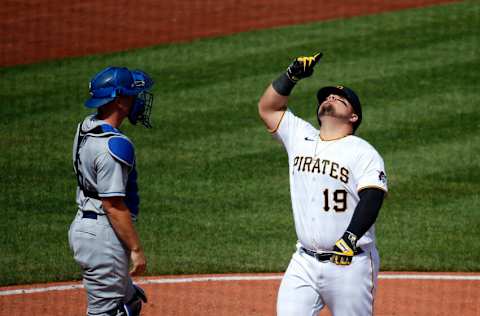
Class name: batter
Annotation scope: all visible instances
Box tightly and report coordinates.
[258,53,388,315]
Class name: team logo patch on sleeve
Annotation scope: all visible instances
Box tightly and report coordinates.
[378,170,387,184]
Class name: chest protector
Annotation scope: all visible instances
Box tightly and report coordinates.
[73,123,140,218]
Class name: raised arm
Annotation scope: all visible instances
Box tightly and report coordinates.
[258,85,289,131]
[258,52,323,131]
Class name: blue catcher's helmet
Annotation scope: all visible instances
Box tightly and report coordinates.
[85,66,155,128]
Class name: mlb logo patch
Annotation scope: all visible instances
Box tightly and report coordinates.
[378,171,387,184]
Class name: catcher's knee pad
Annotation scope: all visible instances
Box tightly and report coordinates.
[126,284,148,316]
[105,305,128,316]
[107,303,141,316]
[107,285,147,316]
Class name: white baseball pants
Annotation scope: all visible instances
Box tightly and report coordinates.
[277,246,380,316]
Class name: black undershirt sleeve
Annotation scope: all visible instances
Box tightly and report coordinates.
[346,188,385,238]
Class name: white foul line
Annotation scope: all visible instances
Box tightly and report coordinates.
[379,274,480,281]
[1,274,479,296]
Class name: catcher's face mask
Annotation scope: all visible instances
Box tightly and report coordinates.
[128,91,154,128]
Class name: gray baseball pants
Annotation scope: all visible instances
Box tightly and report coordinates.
[69,210,136,316]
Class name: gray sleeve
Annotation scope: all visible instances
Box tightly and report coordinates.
[95,152,129,197]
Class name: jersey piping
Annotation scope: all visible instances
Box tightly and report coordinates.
[268,110,286,133]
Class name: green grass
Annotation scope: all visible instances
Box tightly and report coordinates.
[0,0,479,285]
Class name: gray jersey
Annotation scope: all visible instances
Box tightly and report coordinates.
[72,115,133,215]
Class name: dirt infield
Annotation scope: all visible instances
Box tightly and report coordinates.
[0,0,460,67]
[1,272,479,315]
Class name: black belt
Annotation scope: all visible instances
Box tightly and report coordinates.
[82,211,99,219]
[301,247,363,262]
[82,190,99,199]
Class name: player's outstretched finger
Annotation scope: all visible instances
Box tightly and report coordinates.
[313,52,323,64]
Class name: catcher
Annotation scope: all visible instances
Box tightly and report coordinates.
[69,66,154,316]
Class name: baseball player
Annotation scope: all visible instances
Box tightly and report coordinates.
[69,66,154,316]
[258,53,388,316]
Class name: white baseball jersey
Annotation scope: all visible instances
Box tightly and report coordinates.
[273,110,388,251]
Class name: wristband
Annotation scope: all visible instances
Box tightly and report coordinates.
[272,73,296,96]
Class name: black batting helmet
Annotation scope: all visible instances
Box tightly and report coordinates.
[316,85,362,133]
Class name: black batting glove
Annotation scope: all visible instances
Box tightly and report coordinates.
[272,52,323,96]
[330,231,358,266]
[286,53,323,82]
